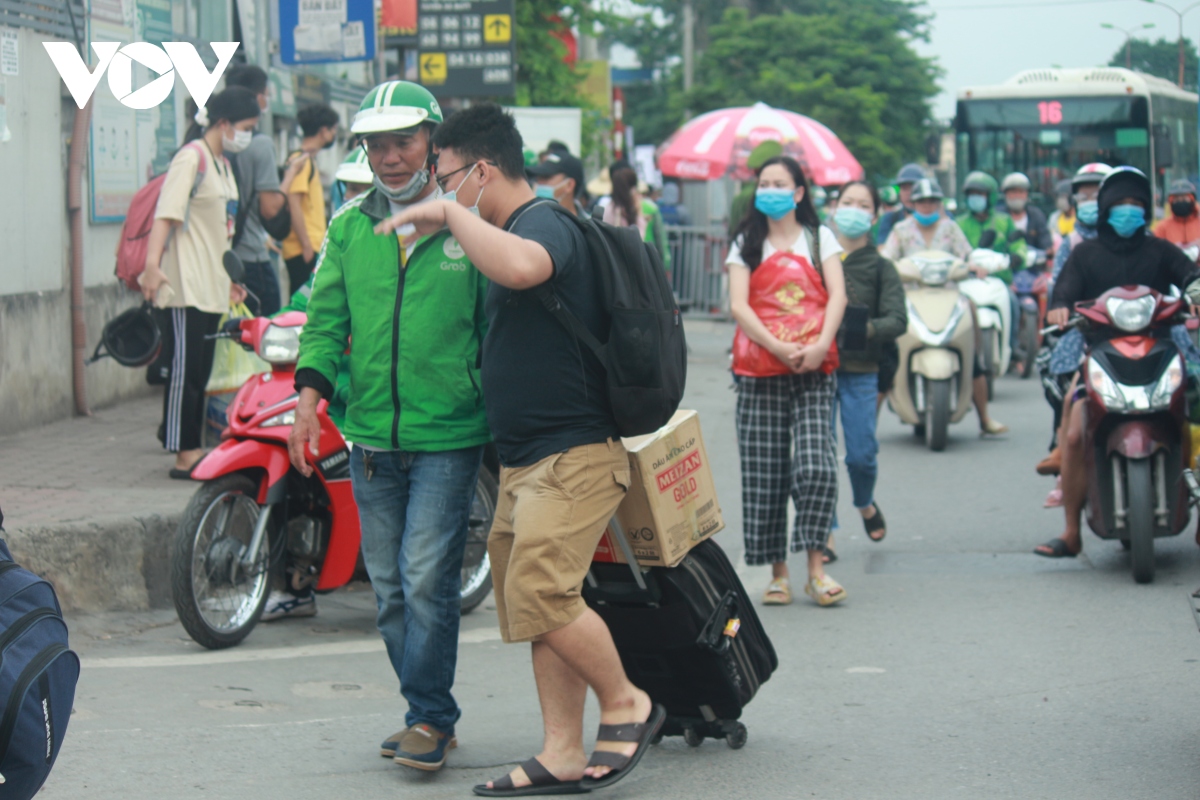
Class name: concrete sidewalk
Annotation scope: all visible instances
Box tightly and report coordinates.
[0,392,195,611]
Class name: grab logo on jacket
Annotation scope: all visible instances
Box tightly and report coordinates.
[42,41,239,110]
[443,237,465,260]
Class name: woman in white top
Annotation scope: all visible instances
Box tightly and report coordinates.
[726,156,849,607]
[602,166,647,236]
[140,87,257,477]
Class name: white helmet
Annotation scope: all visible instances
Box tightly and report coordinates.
[335,148,373,185]
[1000,172,1031,193]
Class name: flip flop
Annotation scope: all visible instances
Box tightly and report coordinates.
[863,505,886,542]
[821,545,838,564]
[1034,538,1078,558]
[579,704,666,790]
[473,757,590,797]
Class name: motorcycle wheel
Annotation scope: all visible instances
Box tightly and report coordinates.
[1018,314,1038,380]
[1126,458,1156,584]
[925,379,951,452]
[171,473,272,650]
[461,467,497,614]
[982,329,996,400]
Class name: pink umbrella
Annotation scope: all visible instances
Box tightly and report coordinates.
[657,102,864,186]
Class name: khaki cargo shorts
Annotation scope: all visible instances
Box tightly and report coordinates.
[488,439,630,643]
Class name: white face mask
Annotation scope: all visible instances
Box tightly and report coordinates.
[222,128,253,153]
[441,163,484,215]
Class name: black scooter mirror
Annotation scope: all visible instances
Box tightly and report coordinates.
[223,250,246,284]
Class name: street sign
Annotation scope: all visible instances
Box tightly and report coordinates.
[418,0,516,98]
[279,0,376,65]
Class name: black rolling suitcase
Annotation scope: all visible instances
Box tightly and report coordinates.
[584,521,777,749]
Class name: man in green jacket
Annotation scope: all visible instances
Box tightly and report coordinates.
[287,81,489,773]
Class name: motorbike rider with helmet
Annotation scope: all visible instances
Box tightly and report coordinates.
[1153,179,1200,254]
[1035,163,1113,481]
[289,81,491,772]
[1048,178,1075,246]
[1034,167,1200,558]
[1001,172,1053,260]
[881,177,1008,435]
[875,163,926,244]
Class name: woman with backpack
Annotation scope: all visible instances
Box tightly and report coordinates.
[726,155,849,607]
[139,87,258,478]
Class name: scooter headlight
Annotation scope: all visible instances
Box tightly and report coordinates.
[911,256,955,287]
[1087,357,1127,411]
[258,323,302,364]
[1149,353,1184,409]
[260,409,296,428]
[1105,295,1156,333]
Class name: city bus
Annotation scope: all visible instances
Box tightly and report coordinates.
[955,67,1198,214]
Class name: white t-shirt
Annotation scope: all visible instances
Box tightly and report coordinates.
[1013,214,1029,232]
[726,225,843,270]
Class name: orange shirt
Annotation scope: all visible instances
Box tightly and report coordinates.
[1153,212,1200,247]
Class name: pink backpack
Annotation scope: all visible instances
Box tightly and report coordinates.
[115,141,208,291]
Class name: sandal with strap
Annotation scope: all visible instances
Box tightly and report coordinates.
[473,757,590,797]
[863,505,887,542]
[579,704,666,790]
[762,578,792,605]
[804,574,847,606]
[1033,538,1078,559]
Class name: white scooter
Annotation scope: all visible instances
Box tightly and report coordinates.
[957,248,1012,400]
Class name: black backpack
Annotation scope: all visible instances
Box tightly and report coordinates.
[529,202,687,437]
[0,508,80,799]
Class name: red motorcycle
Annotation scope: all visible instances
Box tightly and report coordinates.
[171,311,498,649]
[1073,285,1191,583]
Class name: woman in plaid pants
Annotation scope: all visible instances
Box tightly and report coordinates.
[727,156,848,607]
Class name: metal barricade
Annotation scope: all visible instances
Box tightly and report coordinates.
[666,225,730,319]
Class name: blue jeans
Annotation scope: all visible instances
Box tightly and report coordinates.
[349,444,484,733]
[832,371,879,517]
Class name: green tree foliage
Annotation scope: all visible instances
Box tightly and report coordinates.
[1107,36,1198,88]
[513,0,587,107]
[683,7,938,179]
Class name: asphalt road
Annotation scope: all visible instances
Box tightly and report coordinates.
[40,321,1200,800]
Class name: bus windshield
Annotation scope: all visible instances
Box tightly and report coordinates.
[956,96,1151,211]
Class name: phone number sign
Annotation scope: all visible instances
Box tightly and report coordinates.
[418,0,515,98]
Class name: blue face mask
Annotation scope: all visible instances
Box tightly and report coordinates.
[1076,199,1099,227]
[1108,204,1146,238]
[755,188,798,220]
[913,209,941,226]
[966,193,988,214]
[534,184,557,200]
[833,206,873,239]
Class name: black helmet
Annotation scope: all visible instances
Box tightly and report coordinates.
[88,302,162,367]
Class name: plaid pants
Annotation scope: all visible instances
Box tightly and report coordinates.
[736,372,838,565]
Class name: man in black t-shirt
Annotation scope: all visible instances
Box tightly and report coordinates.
[375,104,663,794]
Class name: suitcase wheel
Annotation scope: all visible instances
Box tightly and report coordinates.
[724,722,748,750]
[683,725,704,748]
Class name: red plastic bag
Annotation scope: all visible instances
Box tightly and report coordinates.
[732,248,839,377]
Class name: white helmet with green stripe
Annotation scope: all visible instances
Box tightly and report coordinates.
[351,81,443,134]
[335,148,373,184]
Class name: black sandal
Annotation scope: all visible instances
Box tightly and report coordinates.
[1034,538,1078,559]
[579,704,666,790]
[473,757,590,797]
[863,505,886,542]
[821,545,838,564]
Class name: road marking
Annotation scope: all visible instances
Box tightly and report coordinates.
[846,666,886,674]
[82,627,502,669]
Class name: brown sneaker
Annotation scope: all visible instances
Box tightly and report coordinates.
[380,727,409,758]
[393,723,457,771]
[1036,447,1062,476]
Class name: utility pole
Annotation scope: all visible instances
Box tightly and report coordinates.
[682,0,694,118]
[1141,0,1200,88]
[1101,22,1156,69]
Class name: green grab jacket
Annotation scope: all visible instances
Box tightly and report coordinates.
[955,210,1028,285]
[278,273,348,431]
[294,188,491,452]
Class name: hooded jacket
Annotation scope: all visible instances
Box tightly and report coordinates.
[1051,170,1200,310]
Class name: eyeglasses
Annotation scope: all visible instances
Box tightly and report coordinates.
[434,161,496,192]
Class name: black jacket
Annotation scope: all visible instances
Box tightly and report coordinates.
[839,245,908,373]
[1052,171,1200,310]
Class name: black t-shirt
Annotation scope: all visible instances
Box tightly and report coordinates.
[481,200,617,466]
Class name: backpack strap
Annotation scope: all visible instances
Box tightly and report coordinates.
[180,140,208,234]
[803,225,823,283]
[504,199,608,362]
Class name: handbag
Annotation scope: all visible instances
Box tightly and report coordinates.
[731,236,840,377]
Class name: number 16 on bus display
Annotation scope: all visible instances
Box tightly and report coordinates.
[1038,101,1063,125]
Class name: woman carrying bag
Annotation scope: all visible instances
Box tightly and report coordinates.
[727,156,848,607]
[139,87,257,478]
[827,181,907,551]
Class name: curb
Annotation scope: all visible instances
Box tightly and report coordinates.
[6,514,180,613]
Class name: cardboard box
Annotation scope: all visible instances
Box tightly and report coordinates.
[593,410,725,567]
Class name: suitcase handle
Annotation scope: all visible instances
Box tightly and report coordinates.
[696,590,738,655]
[607,515,649,593]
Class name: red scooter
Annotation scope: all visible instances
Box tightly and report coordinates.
[1072,285,1191,583]
[171,311,498,649]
